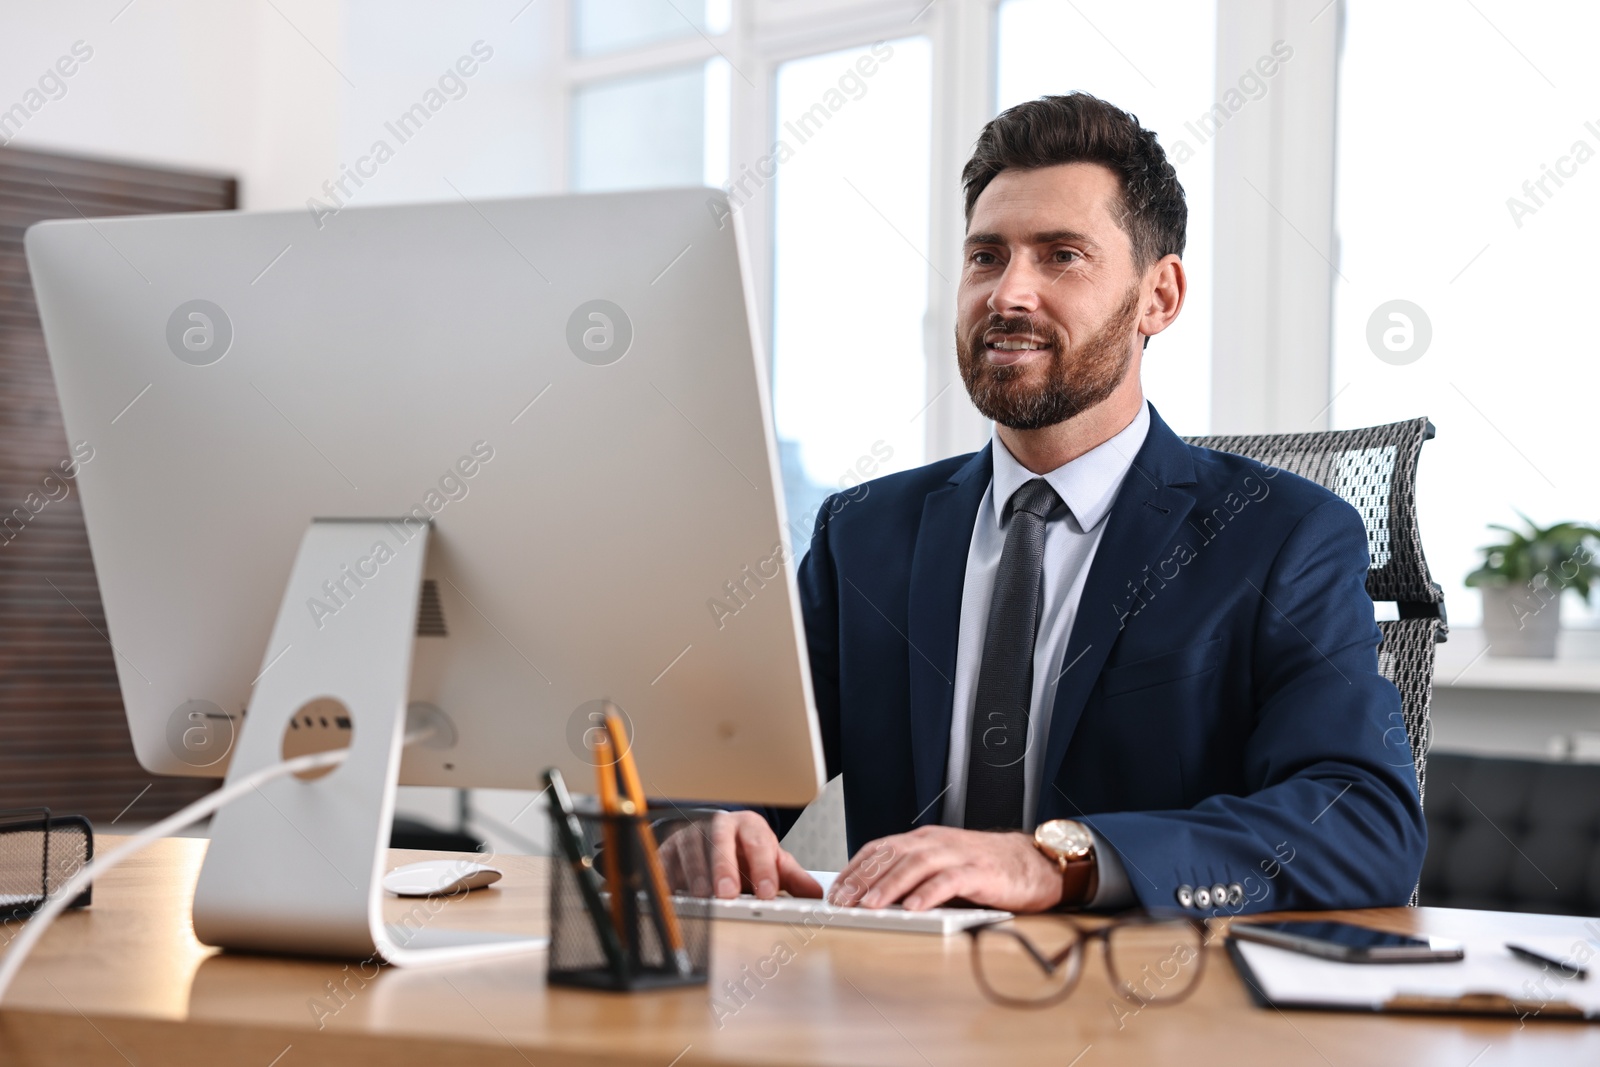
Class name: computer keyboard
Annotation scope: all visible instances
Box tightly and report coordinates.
[704,894,1012,936]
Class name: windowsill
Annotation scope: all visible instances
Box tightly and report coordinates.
[1432,627,1600,694]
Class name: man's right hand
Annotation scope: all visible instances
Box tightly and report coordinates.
[706,810,822,900]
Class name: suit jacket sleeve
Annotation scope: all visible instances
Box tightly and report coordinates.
[1079,498,1428,912]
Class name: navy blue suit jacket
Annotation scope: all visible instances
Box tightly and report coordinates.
[784,406,1426,913]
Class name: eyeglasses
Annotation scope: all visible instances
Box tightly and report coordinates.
[967,912,1209,1008]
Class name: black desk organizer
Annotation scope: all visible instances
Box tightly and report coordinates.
[1,808,93,921]
[547,807,713,992]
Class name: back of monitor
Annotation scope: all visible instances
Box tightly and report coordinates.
[27,189,825,961]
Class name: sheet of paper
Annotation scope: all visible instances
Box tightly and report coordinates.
[1232,921,1600,1015]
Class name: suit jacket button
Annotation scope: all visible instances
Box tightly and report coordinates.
[1226,883,1244,907]
[1175,885,1194,908]
[1211,884,1228,908]
[1193,886,1212,908]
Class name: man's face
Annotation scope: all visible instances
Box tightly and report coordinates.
[956,163,1145,431]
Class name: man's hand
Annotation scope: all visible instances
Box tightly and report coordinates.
[828,826,1065,913]
[690,810,821,900]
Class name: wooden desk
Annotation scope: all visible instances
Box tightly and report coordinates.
[2,837,1596,1066]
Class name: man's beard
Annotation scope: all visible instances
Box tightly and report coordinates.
[956,284,1141,431]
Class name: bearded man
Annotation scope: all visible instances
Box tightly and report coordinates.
[707,92,1426,915]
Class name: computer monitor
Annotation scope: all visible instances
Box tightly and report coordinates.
[26,188,824,962]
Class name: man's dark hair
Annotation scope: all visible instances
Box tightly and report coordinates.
[962,92,1186,269]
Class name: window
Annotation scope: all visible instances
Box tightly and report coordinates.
[570,59,730,191]
[563,2,942,543]
[1332,1,1600,625]
[572,0,732,57]
[769,38,933,533]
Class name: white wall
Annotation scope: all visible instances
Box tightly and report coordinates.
[0,0,335,206]
[0,0,565,211]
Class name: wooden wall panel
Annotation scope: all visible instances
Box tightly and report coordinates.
[0,145,237,822]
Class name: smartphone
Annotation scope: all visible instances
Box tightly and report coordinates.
[1230,920,1464,963]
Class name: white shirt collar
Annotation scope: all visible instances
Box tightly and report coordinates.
[988,401,1152,532]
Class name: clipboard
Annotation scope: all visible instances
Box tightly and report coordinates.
[1226,927,1600,1022]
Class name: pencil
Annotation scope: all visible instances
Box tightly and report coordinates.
[593,732,628,951]
[602,704,691,975]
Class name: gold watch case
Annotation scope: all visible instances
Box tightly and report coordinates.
[1033,819,1094,864]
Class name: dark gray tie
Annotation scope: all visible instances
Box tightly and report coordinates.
[964,477,1062,831]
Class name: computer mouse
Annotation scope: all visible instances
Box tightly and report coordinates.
[382,859,503,897]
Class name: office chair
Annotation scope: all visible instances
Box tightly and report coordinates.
[782,418,1448,899]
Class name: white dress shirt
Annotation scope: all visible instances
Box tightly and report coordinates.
[941,402,1150,907]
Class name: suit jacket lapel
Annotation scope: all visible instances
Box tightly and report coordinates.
[905,445,991,826]
[1038,409,1198,814]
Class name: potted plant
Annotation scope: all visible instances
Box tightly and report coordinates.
[1465,513,1600,658]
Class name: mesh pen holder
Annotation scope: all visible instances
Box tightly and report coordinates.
[548,807,713,992]
[1,809,93,921]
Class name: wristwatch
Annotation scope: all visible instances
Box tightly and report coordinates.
[1033,819,1098,908]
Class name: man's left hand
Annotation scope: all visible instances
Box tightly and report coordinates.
[828,826,1067,913]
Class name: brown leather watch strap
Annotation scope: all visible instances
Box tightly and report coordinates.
[1059,855,1099,909]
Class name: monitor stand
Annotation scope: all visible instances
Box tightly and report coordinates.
[192,518,544,964]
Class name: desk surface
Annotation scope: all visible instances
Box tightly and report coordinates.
[2,837,1597,1066]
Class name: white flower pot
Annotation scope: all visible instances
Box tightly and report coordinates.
[1480,584,1561,658]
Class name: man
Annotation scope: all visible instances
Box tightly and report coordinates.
[710,92,1426,915]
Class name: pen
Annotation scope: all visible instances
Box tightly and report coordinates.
[543,768,626,974]
[1506,942,1588,979]
[602,704,691,976]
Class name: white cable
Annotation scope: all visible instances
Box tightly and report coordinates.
[0,726,433,1003]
